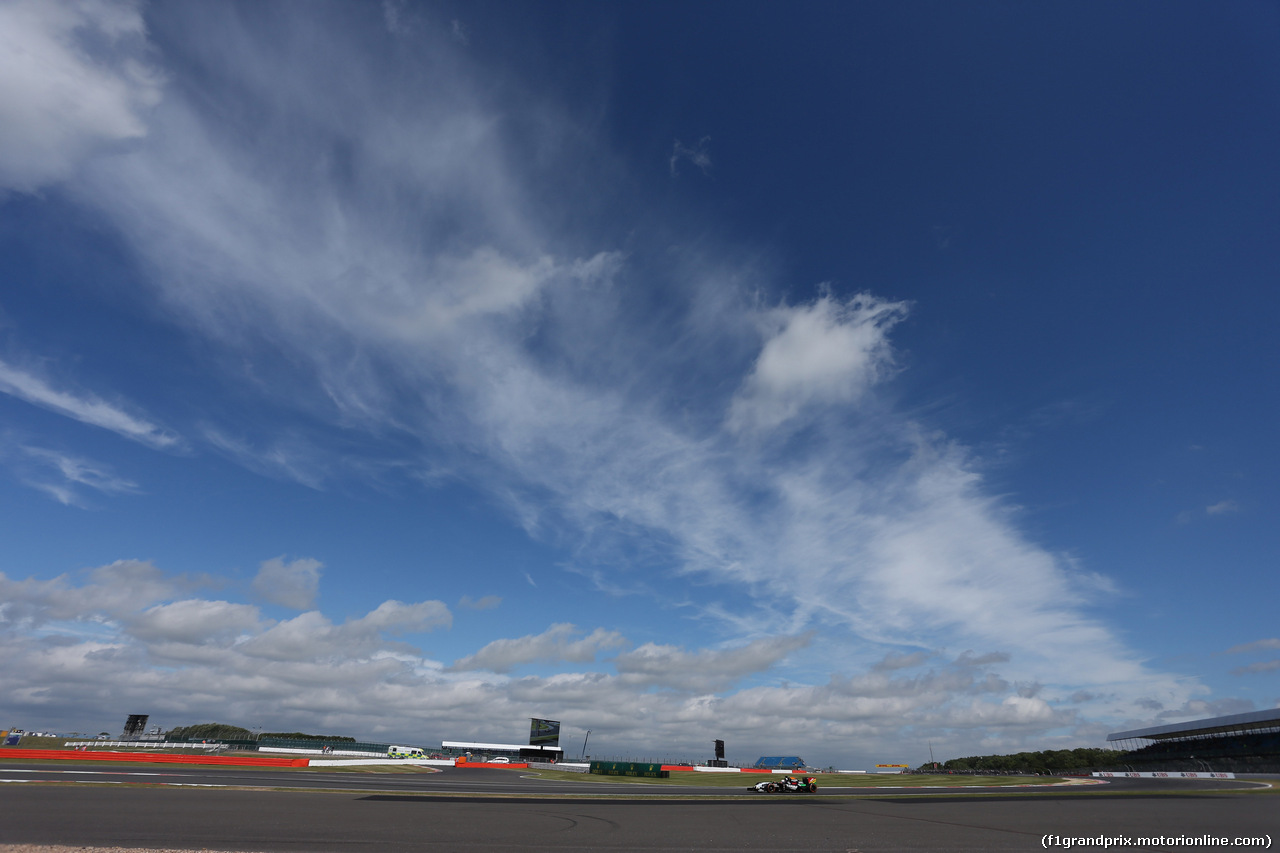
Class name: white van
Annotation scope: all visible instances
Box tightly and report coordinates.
[388,745,424,759]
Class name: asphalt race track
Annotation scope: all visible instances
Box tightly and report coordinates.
[0,765,1273,852]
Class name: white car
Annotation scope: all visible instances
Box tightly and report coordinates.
[489,756,510,763]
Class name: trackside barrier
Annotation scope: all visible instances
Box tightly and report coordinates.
[592,761,668,778]
[0,749,308,767]
[527,761,588,772]
[306,758,454,767]
[662,765,800,774]
[259,747,387,758]
[1092,771,1236,779]
[451,758,529,768]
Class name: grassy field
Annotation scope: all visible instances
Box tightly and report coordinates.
[519,769,1064,787]
[0,743,1067,787]
[0,744,1055,786]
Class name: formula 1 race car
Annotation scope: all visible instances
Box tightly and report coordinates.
[747,775,818,793]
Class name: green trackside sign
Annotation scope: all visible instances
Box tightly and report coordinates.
[589,761,669,778]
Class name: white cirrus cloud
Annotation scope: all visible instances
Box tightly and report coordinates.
[871,650,935,672]
[1230,660,1280,676]
[458,595,501,611]
[0,0,162,192]
[23,446,139,494]
[15,445,140,506]
[1225,638,1280,655]
[669,136,712,177]
[0,359,179,449]
[0,1,1211,750]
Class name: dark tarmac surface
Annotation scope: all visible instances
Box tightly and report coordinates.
[0,765,1273,851]
[0,763,1264,796]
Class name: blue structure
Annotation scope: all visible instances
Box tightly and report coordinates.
[753,755,805,769]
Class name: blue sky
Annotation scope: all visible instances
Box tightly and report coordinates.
[0,0,1276,766]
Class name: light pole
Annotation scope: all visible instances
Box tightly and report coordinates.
[581,730,591,760]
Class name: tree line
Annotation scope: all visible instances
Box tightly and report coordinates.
[938,747,1127,773]
[163,723,355,743]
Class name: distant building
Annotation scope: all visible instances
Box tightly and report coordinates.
[441,740,564,762]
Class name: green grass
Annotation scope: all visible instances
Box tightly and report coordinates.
[518,769,1065,787]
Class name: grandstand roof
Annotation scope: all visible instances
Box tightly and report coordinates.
[1107,708,1280,743]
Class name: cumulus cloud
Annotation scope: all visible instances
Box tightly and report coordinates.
[127,599,265,645]
[0,559,1122,762]
[0,359,178,448]
[449,623,625,673]
[0,559,182,628]
[0,0,162,192]
[252,556,323,610]
[1154,698,1256,723]
[352,599,452,635]
[727,294,908,434]
[239,600,451,663]
[614,634,812,691]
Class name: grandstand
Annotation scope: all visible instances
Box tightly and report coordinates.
[753,756,806,770]
[1107,708,1280,773]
